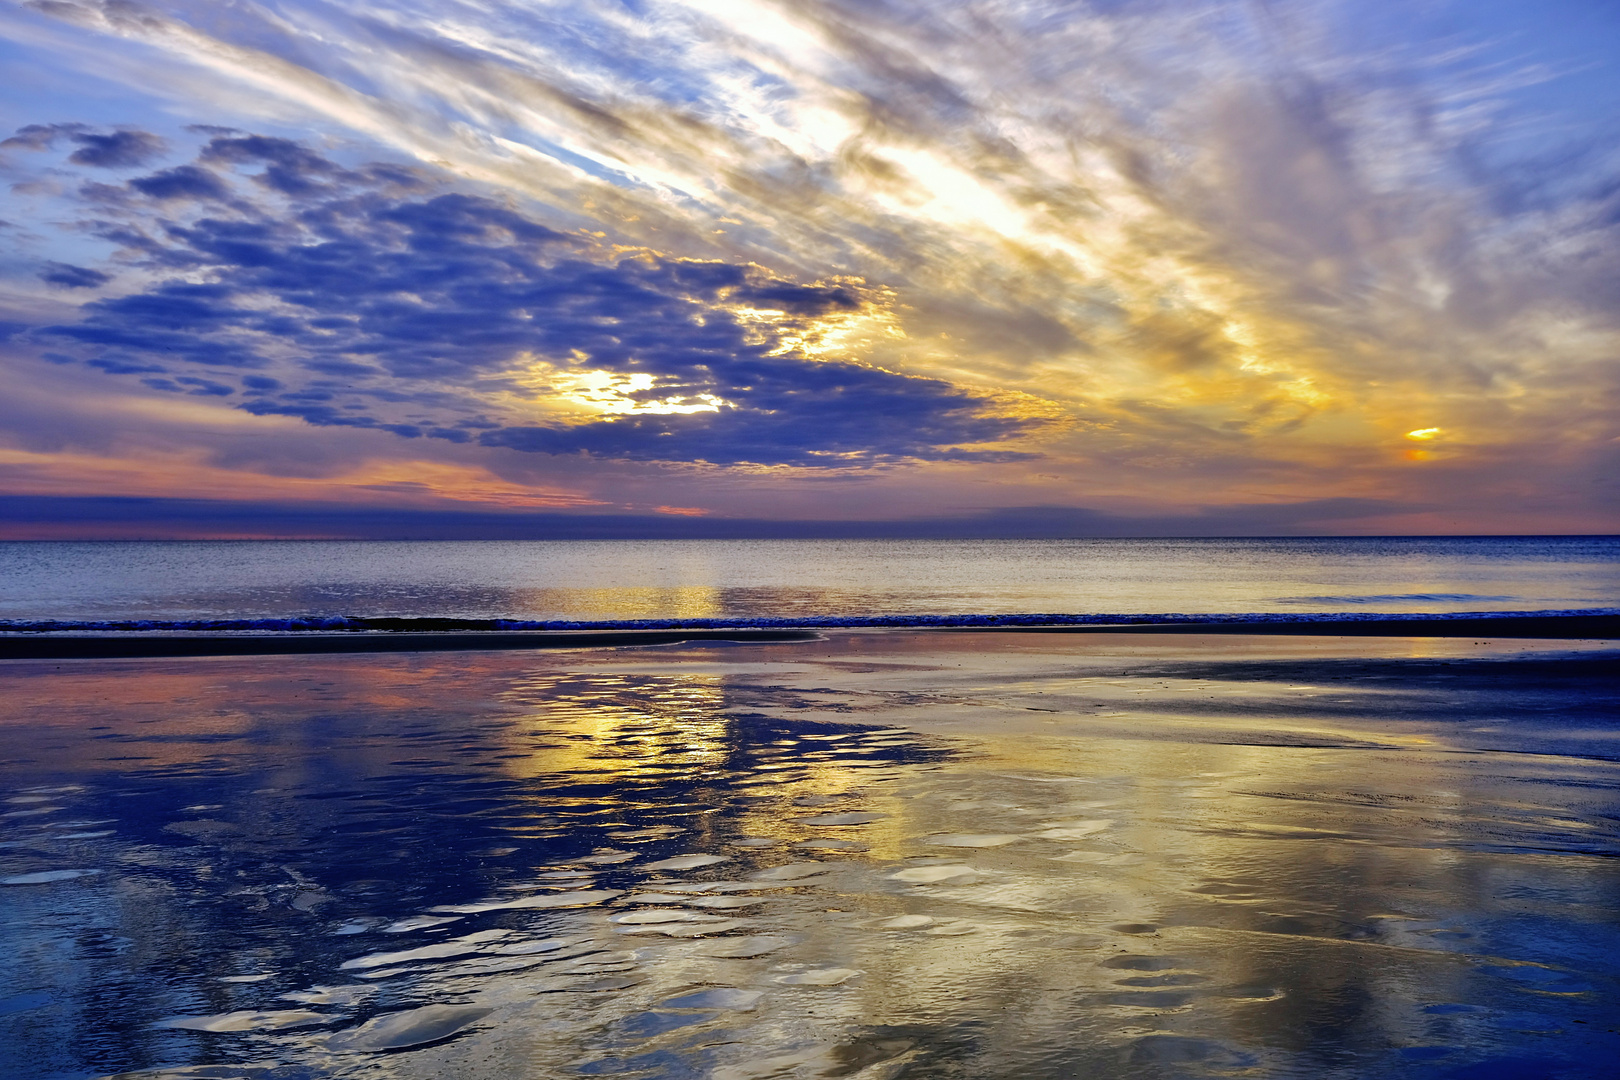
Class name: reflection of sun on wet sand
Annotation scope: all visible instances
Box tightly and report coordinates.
[1,631,1617,1079]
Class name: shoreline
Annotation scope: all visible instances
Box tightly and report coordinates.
[3,612,1617,659]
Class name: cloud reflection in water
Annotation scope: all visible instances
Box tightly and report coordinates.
[0,635,1617,1078]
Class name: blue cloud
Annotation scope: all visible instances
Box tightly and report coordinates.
[0,495,1415,541]
[35,136,1038,467]
[3,124,166,167]
[201,134,353,196]
[1,123,79,152]
[128,164,231,201]
[139,375,233,395]
[39,262,111,289]
[68,129,167,168]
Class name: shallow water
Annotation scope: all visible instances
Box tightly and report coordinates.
[1,632,1618,1079]
[2,536,1617,623]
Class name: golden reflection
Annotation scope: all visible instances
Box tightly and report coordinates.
[513,586,727,620]
[491,667,923,860]
[496,671,734,782]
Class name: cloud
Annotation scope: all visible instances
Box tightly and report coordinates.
[1,122,86,152]
[38,262,110,289]
[127,163,231,200]
[201,134,357,195]
[67,128,166,167]
[3,123,166,167]
[0,493,1417,541]
[30,136,1039,467]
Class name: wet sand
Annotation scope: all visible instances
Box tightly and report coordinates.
[1,632,1617,1079]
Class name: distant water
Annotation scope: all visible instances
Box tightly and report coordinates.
[1,537,1616,625]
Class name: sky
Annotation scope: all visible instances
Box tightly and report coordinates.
[1,0,1617,538]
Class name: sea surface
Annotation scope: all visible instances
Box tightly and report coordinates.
[1,633,1617,1080]
[1,536,1617,625]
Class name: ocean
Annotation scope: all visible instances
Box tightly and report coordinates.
[2,535,1617,625]
[2,538,1618,1079]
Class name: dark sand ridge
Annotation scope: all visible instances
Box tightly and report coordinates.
[1,612,1616,659]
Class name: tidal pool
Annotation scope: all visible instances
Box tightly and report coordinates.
[1,632,1617,1078]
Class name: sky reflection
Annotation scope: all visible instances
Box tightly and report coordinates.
[2,634,1617,1078]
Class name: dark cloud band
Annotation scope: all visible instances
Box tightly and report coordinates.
[32,136,1037,467]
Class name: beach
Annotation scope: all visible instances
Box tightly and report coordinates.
[3,630,1617,1079]
[6,0,1619,1072]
